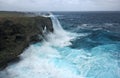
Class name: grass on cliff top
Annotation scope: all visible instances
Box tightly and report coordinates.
[0,11,51,33]
[0,11,43,17]
[0,11,47,24]
[0,11,29,17]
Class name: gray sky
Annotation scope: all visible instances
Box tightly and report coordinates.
[0,0,120,11]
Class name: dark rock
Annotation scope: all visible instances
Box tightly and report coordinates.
[0,12,53,69]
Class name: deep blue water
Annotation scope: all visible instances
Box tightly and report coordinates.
[0,12,120,78]
[55,12,120,51]
[54,12,120,78]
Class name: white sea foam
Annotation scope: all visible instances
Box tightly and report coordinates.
[0,13,84,78]
[43,13,77,47]
[0,13,119,78]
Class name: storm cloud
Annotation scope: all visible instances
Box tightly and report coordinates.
[0,0,120,11]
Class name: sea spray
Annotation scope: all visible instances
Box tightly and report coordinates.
[0,13,119,78]
[42,13,77,47]
[0,13,83,78]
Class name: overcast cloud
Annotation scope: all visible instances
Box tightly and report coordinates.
[0,0,120,11]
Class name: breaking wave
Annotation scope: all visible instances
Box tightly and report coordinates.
[0,13,119,78]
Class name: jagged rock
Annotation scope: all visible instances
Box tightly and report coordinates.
[0,11,53,69]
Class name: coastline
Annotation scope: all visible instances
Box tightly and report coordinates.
[0,11,53,69]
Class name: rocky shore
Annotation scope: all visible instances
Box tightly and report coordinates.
[0,11,54,69]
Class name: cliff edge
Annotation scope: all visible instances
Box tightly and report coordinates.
[0,11,53,69]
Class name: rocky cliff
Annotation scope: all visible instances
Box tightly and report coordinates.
[0,11,54,69]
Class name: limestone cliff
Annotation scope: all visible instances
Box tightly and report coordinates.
[0,11,53,69]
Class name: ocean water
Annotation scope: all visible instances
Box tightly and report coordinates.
[0,12,120,78]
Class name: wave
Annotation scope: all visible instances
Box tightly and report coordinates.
[0,13,119,78]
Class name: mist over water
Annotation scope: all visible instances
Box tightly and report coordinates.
[0,12,120,78]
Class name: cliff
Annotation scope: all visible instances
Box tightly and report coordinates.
[0,11,53,69]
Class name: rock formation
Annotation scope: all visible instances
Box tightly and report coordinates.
[0,11,54,69]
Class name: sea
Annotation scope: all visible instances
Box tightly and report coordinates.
[0,11,120,78]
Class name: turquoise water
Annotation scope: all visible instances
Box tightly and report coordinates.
[0,12,120,78]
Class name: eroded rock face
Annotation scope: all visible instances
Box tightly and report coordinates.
[0,15,53,69]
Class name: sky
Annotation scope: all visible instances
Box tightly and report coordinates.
[0,0,120,11]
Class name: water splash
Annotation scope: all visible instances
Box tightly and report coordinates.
[0,13,119,78]
[43,13,77,47]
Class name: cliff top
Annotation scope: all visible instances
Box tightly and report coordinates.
[0,11,51,28]
[0,11,53,69]
[0,11,34,17]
